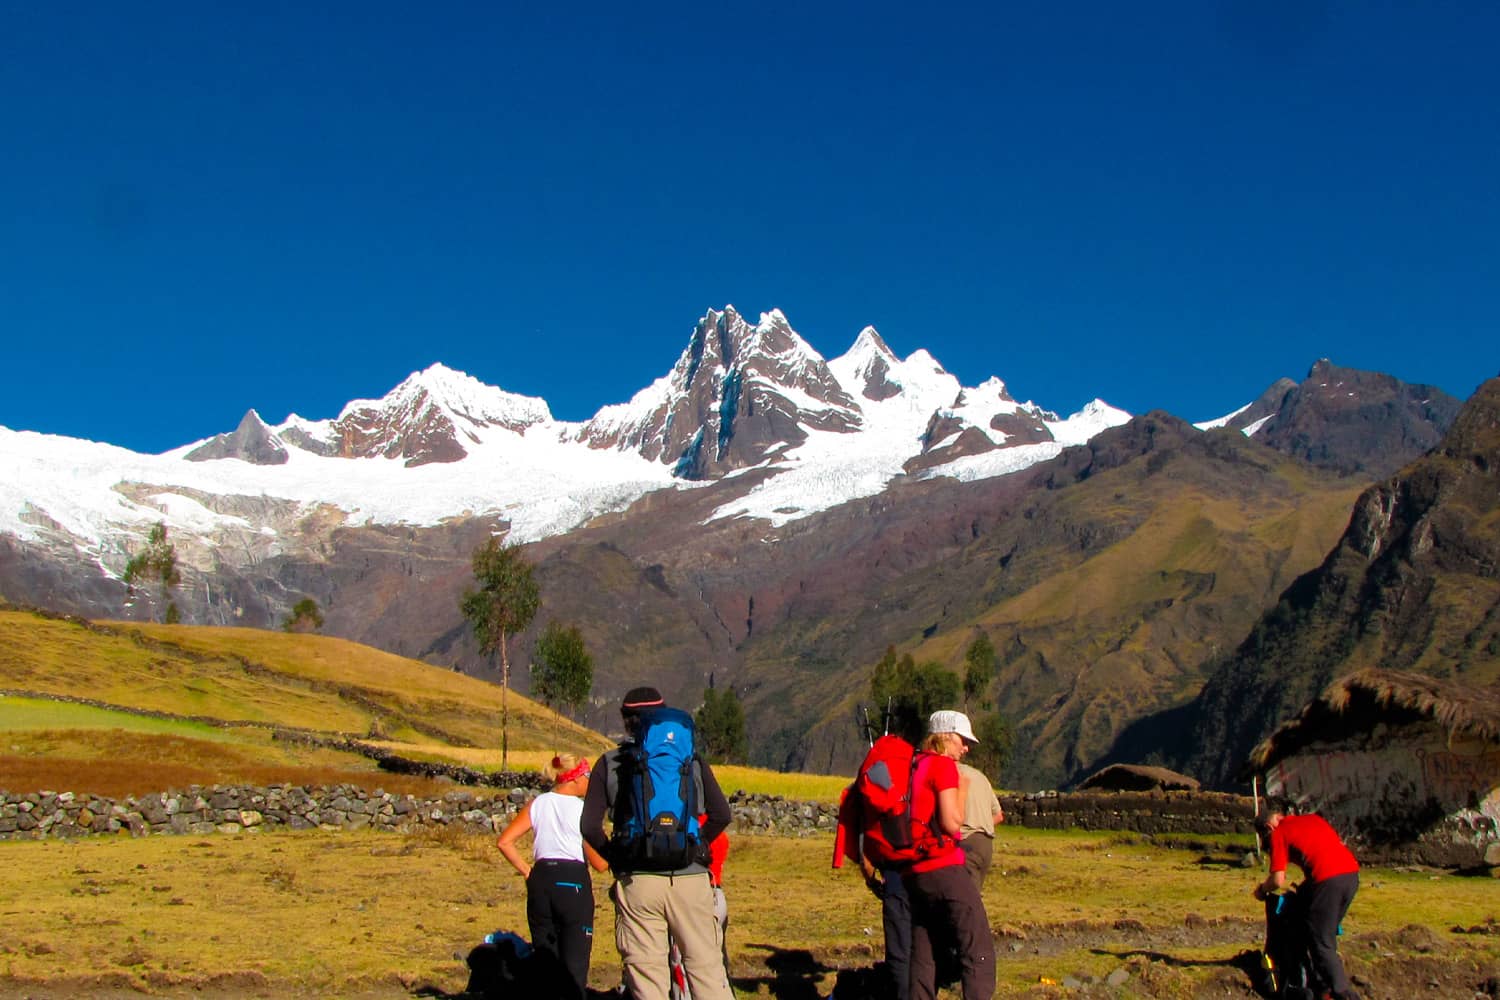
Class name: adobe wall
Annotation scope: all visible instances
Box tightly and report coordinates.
[1264,722,1500,869]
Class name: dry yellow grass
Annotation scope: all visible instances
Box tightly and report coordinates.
[2,608,1495,997]
[0,825,1494,998]
[0,610,611,760]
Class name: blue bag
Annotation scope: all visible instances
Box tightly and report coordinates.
[610,705,703,871]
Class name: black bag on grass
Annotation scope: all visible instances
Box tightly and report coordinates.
[464,929,577,999]
[1260,889,1313,1000]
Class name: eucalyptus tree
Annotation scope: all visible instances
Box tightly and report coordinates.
[460,537,540,769]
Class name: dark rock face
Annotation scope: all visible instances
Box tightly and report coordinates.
[1212,377,1298,434]
[908,384,1054,474]
[325,386,471,467]
[1250,360,1463,478]
[184,410,289,465]
[269,367,551,468]
[581,307,861,479]
[277,424,338,457]
[1164,376,1500,789]
[845,328,904,401]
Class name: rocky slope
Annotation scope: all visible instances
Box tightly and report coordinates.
[1212,359,1463,478]
[1134,375,1500,789]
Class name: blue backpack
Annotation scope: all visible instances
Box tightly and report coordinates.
[609,705,703,871]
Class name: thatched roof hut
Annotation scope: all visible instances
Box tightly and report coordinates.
[1078,763,1201,792]
[1243,668,1500,866]
[1245,668,1500,777]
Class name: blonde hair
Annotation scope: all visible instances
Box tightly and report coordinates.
[542,752,582,783]
[921,733,952,754]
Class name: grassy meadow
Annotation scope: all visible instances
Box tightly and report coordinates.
[0,607,610,799]
[0,825,1495,997]
[2,607,1497,997]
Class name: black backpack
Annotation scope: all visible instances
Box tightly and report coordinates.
[608,705,704,872]
[464,930,574,999]
[1261,889,1313,999]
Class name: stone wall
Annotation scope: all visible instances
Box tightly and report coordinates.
[1001,790,1257,836]
[0,784,1251,842]
[0,785,842,841]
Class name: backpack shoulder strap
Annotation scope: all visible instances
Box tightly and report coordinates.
[691,754,706,809]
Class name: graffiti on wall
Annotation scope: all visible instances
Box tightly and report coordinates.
[1266,724,1500,840]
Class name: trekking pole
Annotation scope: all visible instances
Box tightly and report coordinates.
[1251,775,1262,864]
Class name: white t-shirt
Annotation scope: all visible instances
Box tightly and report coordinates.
[528,791,585,862]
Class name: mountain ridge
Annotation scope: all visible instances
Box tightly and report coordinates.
[0,307,1479,787]
[1124,375,1500,788]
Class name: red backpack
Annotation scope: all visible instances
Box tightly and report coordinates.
[833,735,951,869]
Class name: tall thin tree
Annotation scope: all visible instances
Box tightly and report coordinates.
[963,632,996,711]
[123,521,182,624]
[459,537,540,769]
[531,620,593,719]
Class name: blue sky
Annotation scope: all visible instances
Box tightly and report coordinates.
[3,3,1497,454]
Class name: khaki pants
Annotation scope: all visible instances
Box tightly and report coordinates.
[614,871,732,1000]
[960,832,994,891]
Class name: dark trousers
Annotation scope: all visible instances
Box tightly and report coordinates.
[526,858,595,999]
[959,833,993,891]
[1302,871,1358,998]
[904,864,996,1000]
[879,867,912,1000]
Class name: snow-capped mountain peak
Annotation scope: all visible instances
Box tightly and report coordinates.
[1,305,1135,592]
[267,362,555,467]
[579,305,862,479]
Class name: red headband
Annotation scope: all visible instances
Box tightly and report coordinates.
[556,759,591,784]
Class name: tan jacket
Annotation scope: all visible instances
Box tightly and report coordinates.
[957,761,1001,839]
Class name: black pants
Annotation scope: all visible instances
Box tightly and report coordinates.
[526,858,595,999]
[903,864,995,1000]
[879,867,912,1000]
[1302,871,1358,998]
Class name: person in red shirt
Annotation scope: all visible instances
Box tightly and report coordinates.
[1253,803,1361,1000]
[902,711,995,1000]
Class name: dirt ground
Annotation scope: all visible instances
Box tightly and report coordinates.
[3,921,1497,999]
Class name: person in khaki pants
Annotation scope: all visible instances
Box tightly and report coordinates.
[581,687,734,1000]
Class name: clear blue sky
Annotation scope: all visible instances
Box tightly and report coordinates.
[3,3,1497,453]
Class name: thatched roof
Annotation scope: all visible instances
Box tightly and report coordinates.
[1245,668,1500,775]
[1078,763,1201,792]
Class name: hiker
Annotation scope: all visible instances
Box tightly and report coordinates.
[930,710,1004,890]
[907,712,996,1000]
[495,752,610,999]
[581,686,734,1000]
[1252,801,1361,1000]
[835,782,913,1000]
[668,819,730,1000]
[833,745,914,1000]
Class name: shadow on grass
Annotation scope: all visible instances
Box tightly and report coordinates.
[732,942,838,1000]
[412,986,623,999]
[1091,945,1260,972]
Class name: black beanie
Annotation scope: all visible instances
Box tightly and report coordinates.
[621,686,664,714]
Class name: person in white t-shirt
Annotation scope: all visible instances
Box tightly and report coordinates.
[497,752,610,999]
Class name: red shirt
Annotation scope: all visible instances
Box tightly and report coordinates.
[695,813,729,885]
[707,829,729,886]
[908,753,966,873]
[1269,814,1359,883]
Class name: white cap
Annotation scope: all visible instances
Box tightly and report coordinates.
[928,710,978,744]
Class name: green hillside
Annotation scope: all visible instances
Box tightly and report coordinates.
[787,417,1365,788]
[0,606,610,797]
